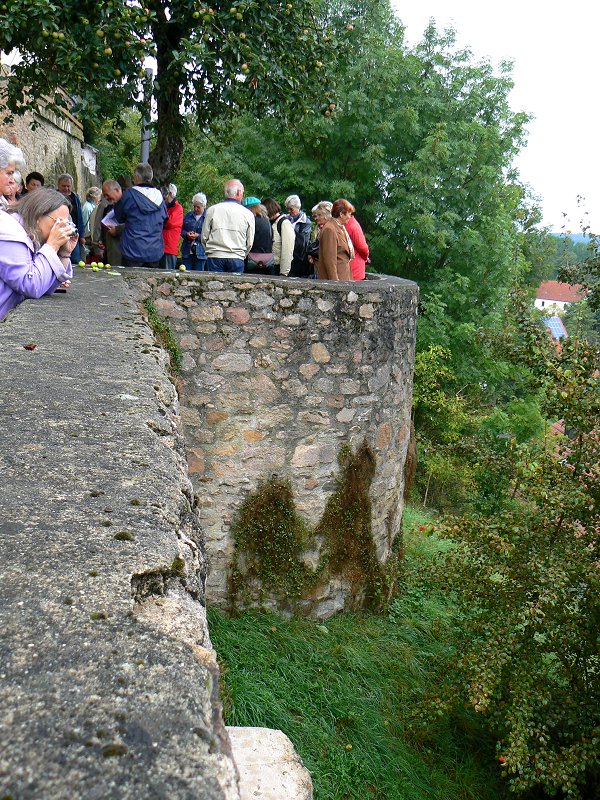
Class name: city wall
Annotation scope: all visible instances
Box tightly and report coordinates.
[0,267,417,796]
[125,270,418,617]
[0,65,98,191]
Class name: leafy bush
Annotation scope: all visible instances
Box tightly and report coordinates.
[414,299,600,798]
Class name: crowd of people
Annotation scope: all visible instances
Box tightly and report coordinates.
[0,138,370,320]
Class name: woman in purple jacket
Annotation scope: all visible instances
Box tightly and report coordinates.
[0,175,76,321]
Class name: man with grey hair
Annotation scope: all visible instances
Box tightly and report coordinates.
[201,179,254,273]
[113,163,167,268]
[92,180,125,265]
[57,173,85,264]
[160,183,183,270]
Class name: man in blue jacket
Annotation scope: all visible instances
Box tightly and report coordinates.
[113,163,167,268]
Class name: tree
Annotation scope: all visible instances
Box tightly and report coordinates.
[415,296,600,798]
[0,0,346,182]
[173,11,531,387]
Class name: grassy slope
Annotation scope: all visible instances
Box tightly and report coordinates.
[209,506,508,800]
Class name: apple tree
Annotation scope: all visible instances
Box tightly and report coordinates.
[0,0,341,182]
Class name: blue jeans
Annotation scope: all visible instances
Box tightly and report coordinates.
[206,257,244,273]
[70,242,81,265]
[182,255,207,271]
[159,253,178,270]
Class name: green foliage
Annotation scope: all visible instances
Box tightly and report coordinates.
[143,298,182,375]
[94,111,145,182]
[0,0,350,181]
[415,303,600,798]
[479,398,544,444]
[563,300,600,346]
[411,345,478,510]
[230,478,311,604]
[558,232,600,313]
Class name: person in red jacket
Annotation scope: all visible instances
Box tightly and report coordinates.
[346,211,370,280]
[160,183,184,269]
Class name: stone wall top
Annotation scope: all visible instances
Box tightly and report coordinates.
[0,272,238,799]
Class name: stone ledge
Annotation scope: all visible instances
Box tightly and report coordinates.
[0,272,238,799]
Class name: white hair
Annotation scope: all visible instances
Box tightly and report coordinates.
[166,183,177,197]
[285,194,301,209]
[57,173,74,185]
[135,162,153,184]
[312,200,333,216]
[0,138,25,171]
[224,179,243,197]
[192,192,207,206]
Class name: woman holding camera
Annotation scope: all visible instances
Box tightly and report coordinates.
[0,146,76,320]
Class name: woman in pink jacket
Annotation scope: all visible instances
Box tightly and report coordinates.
[346,212,370,280]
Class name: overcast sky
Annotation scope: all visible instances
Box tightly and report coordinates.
[390,1,598,233]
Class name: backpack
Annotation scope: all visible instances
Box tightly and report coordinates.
[277,216,312,277]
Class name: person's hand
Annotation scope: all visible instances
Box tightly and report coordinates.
[107,227,118,237]
[57,236,79,258]
[187,231,197,239]
[79,236,85,246]
[46,218,76,252]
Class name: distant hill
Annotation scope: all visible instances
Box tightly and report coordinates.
[550,232,592,244]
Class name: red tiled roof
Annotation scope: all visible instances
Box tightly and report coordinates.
[536,281,584,303]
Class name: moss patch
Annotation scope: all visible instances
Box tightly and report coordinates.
[143,298,182,375]
[230,442,392,615]
[229,478,312,608]
[315,440,389,610]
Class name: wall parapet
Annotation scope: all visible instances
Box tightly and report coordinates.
[124,271,418,618]
[0,272,239,799]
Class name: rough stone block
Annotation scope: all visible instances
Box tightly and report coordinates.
[311,342,331,363]
[225,307,251,324]
[227,727,312,800]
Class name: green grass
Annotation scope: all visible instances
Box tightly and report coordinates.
[209,507,508,800]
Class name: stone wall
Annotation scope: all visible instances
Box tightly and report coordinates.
[125,271,418,618]
[0,272,239,799]
[0,65,98,191]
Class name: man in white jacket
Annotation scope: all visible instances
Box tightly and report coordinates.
[202,179,255,273]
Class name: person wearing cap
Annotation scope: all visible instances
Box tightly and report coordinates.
[243,197,274,274]
[202,179,254,273]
